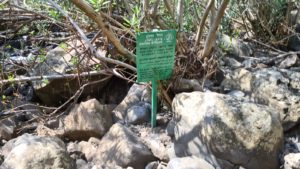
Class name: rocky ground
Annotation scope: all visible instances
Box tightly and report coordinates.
[1,32,300,169]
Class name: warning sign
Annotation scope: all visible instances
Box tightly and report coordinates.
[136,30,176,82]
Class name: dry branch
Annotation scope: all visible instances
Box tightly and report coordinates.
[0,70,108,85]
[48,0,136,72]
[71,0,136,62]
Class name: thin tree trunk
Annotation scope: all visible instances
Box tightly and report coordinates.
[201,0,229,59]
[143,0,150,30]
[164,0,174,18]
[209,0,215,27]
[71,0,136,62]
[195,0,215,46]
[176,0,184,30]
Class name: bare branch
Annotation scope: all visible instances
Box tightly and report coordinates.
[0,70,109,85]
[48,0,137,72]
[71,0,136,62]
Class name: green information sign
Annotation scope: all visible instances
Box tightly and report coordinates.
[136,30,176,128]
[136,30,176,82]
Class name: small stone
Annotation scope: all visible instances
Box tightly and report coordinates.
[278,54,298,68]
[284,153,300,169]
[126,102,151,125]
[167,156,215,169]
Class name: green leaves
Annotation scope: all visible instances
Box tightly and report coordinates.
[123,6,141,33]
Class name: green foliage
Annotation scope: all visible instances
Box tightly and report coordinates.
[38,49,47,63]
[59,43,68,50]
[124,6,142,33]
[228,0,289,41]
[42,78,49,85]
[88,0,111,11]
[71,57,79,65]
[8,74,15,83]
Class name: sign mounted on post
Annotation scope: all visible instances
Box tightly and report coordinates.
[136,30,176,128]
[136,30,176,82]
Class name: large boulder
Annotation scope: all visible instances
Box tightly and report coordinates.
[172,92,283,169]
[62,99,113,140]
[0,134,74,169]
[68,123,155,168]
[222,68,300,131]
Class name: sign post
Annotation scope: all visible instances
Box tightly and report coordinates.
[136,30,176,128]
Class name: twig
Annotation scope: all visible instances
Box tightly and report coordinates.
[10,4,68,29]
[248,38,285,54]
[158,81,172,107]
[100,12,135,38]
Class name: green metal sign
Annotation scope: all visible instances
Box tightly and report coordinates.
[136,30,176,128]
[136,30,176,82]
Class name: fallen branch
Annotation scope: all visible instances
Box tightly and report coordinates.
[0,70,109,85]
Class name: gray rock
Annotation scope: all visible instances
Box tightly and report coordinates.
[218,34,253,59]
[284,153,300,169]
[166,120,176,137]
[74,124,155,168]
[221,68,253,92]
[76,159,89,169]
[146,161,167,169]
[223,57,242,68]
[172,78,202,93]
[0,118,16,141]
[62,99,112,140]
[227,90,246,99]
[251,69,300,131]
[288,36,300,51]
[167,156,214,169]
[112,84,151,122]
[1,134,74,169]
[221,68,300,131]
[139,130,171,161]
[278,54,298,68]
[172,92,283,169]
[126,102,151,125]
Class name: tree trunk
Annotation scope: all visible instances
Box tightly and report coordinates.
[201,0,229,59]
[195,0,215,46]
[176,0,184,30]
